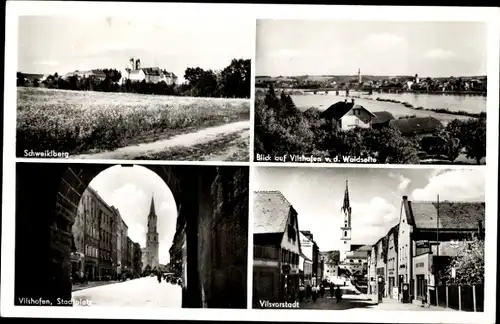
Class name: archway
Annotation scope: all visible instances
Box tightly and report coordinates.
[15,163,249,308]
[69,165,180,307]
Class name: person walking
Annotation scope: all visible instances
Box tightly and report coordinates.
[330,283,335,298]
[298,285,305,303]
[157,271,162,283]
[306,284,312,302]
[335,286,342,303]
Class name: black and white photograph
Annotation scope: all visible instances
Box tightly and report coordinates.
[252,167,485,311]
[16,16,252,161]
[14,162,248,308]
[254,20,487,165]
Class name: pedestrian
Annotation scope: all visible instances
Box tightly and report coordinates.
[312,288,317,302]
[330,283,335,298]
[335,286,342,303]
[320,285,325,298]
[298,285,305,303]
[157,272,162,283]
[306,284,312,302]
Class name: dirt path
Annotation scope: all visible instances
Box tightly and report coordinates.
[71,121,250,160]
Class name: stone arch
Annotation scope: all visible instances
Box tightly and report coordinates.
[15,163,248,309]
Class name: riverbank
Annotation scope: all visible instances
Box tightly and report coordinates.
[372,97,485,119]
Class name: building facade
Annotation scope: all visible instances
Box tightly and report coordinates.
[133,242,142,277]
[253,191,302,305]
[299,231,314,286]
[114,207,123,276]
[366,196,485,304]
[121,219,129,274]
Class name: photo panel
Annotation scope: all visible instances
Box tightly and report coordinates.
[254,20,487,165]
[14,162,249,309]
[16,15,252,162]
[252,166,486,311]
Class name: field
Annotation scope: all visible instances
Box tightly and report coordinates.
[17,87,250,157]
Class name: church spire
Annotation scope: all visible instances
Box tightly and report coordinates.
[341,180,351,213]
[149,194,156,215]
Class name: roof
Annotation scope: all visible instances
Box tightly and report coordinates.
[320,101,375,120]
[254,191,292,234]
[389,117,443,136]
[320,101,356,120]
[142,67,161,76]
[23,73,44,80]
[404,199,485,230]
[345,250,369,259]
[372,111,395,124]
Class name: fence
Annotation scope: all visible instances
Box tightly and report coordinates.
[430,284,484,312]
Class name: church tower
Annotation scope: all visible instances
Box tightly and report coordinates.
[146,195,159,269]
[358,68,362,84]
[340,180,352,244]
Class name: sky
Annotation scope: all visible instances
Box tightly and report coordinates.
[18,16,253,83]
[254,167,485,254]
[86,165,177,265]
[256,20,487,77]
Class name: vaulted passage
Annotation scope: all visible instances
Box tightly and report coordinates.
[15,163,248,308]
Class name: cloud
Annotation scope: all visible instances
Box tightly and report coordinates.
[334,196,399,245]
[398,175,411,191]
[424,48,457,59]
[34,60,59,67]
[410,169,484,201]
[364,33,405,46]
[268,48,304,58]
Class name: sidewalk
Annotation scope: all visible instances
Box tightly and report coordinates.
[72,280,122,292]
[365,297,457,311]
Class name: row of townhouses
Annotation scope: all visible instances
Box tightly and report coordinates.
[70,186,143,281]
[253,190,335,305]
[366,196,485,305]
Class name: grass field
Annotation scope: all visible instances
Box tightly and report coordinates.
[16,87,250,156]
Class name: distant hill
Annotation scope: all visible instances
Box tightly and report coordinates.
[256,74,487,81]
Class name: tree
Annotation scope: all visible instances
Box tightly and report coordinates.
[17,72,25,87]
[462,117,486,164]
[444,236,484,285]
[420,130,461,162]
[219,59,251,98]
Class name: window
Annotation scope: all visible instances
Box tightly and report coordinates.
[344,231,348,237]
[355,119,359,125]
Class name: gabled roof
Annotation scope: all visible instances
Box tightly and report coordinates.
[372,111,395,124]
[320,101,355,120]
[320,101,375,120]
[403,197,485,230]
[389,117,443,136]
[254,190,292,234]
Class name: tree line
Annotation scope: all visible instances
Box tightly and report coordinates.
[17,58,251,99]
[254,84,486,164]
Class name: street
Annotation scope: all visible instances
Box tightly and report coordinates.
[71,276,182,307]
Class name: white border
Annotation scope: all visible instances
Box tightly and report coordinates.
[2,2,499,323]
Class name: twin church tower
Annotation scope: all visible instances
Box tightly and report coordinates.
[142,196,159,270]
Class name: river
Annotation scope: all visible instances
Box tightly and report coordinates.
[286,90,485,125]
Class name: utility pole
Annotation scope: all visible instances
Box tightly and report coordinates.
[436,195,440,257]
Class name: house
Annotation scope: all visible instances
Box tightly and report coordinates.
[320,250,340,282]
[23,73,44,84]
[397,196,485,303]
[371,111,396,129]
[299,231,314,286]
[253,191,302,305]
[319,99,377,130]
[389,117,443,137]
[301,231,323,285]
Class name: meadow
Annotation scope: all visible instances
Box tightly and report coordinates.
[17,87,250,156]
